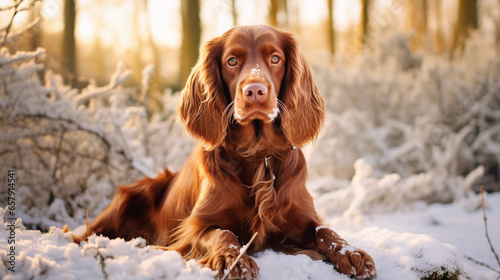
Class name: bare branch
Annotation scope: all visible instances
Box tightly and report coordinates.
[0,2,23,11]
[3,17,41,43]
[480,186,500,269]
[464,255,500,274]
[0,0,42,49]
[0,0,24,49]
[465,187,500,278]
[10,113,149,178]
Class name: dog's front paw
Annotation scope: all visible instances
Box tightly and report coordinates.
[343,247,376,279]
[206,246,259,280]
[316,227,377,279]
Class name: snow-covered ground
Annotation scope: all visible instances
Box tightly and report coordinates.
[1,192,499,279]
[326,192,500,280]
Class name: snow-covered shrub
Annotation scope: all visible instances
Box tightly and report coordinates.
[0,47,193,230]
[308,29,500,215]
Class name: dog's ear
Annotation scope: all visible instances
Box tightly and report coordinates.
[178,36,228,150]
[279,31,325,148]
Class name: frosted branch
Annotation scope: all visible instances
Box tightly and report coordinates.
[75,62,132,105]
[0,47,44,66]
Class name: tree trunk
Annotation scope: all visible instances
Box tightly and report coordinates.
[269,0,278,27]
[63,0,77,77]
[327,0,335,56]
[452,0,478,51]
[407,0,428,49]
[232,0,238,26]
[360,0,370,47]
[433,0,445,53]
[180,0,201,85]
[269,0,287,27]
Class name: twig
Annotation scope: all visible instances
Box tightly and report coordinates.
[4,16,41,42]
[480,186,500,269]
[221,232,258,280]
[466,186,500,277]
[464,255,500,274]
[0,0,36,49]
[1,0,23,48]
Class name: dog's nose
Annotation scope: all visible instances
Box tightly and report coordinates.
[243,83,267,102]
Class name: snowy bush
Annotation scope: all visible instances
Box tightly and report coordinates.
[308,30,500,216]
[0,47,193,230]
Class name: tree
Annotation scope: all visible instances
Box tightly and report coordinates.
[231,0,238,26]
[406,0,428,49]
[269,0,278,26]
[327,0,335,56]
[269,0,287,27]
[180,0,201,85]
[360,0,370,47]
[63,0,76,78]
[452,0,478,51]
[432,0,446,53]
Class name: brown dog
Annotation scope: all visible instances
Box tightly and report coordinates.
[75,25,376,279]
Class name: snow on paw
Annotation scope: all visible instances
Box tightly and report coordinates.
[346,248,377,279]
[316,227,377,279]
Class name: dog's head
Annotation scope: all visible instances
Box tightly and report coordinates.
[178,25,325,150]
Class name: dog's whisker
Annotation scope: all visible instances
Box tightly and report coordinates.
[222,101,235,123]
[223,101,234,118]
[277,99,287,114]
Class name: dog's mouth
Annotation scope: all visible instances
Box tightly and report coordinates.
[233,106,280,125]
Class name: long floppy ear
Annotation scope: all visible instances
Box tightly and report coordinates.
[178,37,228,150]
[279,32,326,148]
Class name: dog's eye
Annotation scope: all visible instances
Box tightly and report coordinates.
[270,55,280,64]
[227,57,238,66]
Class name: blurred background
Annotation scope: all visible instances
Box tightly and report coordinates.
[2,0,498,89]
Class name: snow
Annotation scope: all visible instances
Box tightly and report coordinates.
[0,218,216,279]
[338,193,500,280]
[3,194,500,279]
[250,65,261,79]
[267,107,280,121]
